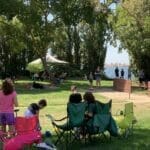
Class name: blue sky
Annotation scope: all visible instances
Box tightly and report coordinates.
[101,1,129,65]
[105,43,129,65]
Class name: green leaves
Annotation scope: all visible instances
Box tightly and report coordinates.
[112,0,150,75]
[0,0,115,75]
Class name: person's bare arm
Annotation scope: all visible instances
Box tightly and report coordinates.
[36,111,39,117]
[14,96,18,107]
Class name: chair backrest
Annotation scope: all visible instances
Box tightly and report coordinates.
[96,100,112,114]
[0,130,7,142]
[124,102,134,117]
[67,102,87,127]
[119,102,135,126]
[15,115,39,135]
[88,100,113,134]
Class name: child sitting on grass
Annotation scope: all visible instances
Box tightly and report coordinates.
[24,99,47,130]
[24,99,47,117]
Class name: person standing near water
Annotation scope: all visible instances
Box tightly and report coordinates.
[114,67,119,78]
[121,69,125,79]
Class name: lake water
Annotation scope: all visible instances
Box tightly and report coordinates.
[104,66,130,79]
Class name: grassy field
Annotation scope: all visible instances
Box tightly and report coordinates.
[0,79,150,150]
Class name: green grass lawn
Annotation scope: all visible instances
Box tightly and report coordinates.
[0,79,150,150]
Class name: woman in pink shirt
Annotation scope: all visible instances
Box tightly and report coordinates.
[0,78,18,134]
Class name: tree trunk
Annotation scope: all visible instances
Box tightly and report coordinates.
[66,26,73,64]
[73,25,80,68]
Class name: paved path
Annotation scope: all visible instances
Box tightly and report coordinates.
[94,88,150,104]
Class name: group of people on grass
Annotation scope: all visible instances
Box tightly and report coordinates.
[69,89,99,119]
[70,86,104,117]
[0,78,96,137]
[69,86,118,137]
[0,78,47,136]
[32,71,67,87]
[87,66,101,90]
[0,77,118,140]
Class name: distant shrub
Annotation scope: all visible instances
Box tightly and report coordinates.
[49,64,84,78]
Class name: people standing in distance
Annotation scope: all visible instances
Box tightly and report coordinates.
[120,69,125,79]
[0,78,18,134]
[114,67,119,78]
[138,70,145,89]
[94,66,101,87]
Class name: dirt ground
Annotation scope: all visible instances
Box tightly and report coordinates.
[92,88,150,122]
[98,88,150,104]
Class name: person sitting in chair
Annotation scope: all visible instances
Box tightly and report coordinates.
[83,92,118,137]
[83,91,97,120]
[69,93,82,103]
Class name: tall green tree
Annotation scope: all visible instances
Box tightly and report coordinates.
[112,0,150,77]
[50,0,92,65]
[0,0,118,76]
[0,0,35,75]
[51,0,110,72]
[0,0,23,19]
[0,15,26,75]
[18,0,55,73]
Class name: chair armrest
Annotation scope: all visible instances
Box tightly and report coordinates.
[46,114,67,122]
[14,109,19,112]
[55,116,68,121]
[46,114,55,122]
[113,109,123,116]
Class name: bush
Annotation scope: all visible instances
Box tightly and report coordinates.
[49,64,84,78]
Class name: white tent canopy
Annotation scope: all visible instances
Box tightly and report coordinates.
[46,54,68,64]
[26,54,68,73]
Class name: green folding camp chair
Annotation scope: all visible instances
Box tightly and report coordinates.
[46,102,87,147]
[85,100,118,140]
[113,102,137,138]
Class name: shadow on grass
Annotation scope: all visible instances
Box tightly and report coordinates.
[14,79,114,95]
[55,128,150,150]
[0,128,149,150]
[15,80,88,94]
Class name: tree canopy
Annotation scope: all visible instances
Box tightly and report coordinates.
[0,0,149,78]
[112,0,150,77]
[0,0,114,75]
